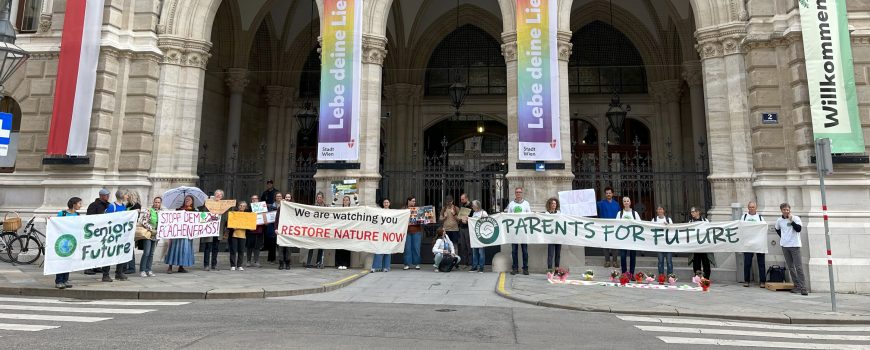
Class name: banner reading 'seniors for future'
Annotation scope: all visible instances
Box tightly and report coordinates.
[276,202,410,254]
[318,0,362,161]
[516,0,561,161]
[469,213,769,253]
[799,0,865,153]
[45,211,139,275]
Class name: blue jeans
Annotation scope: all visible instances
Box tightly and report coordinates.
[511,244,528,270]
[55,273,69,284]
[140,239,157,273]
[620,250,636,274]
[371,254,391,271]
[472,248,486,269]
[657,252,673,275]
[743,252,766,283]
[403,233,421,266]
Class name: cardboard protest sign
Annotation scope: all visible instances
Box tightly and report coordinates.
[156,211,222,240]
[228,211,257,230]
[205,199,237,215]
[44,211,138,275]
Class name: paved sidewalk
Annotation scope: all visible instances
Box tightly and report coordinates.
[0,254,365,300]
[497,273,870,324]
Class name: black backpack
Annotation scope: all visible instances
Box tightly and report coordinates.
[766,265,786,283]
[438,255,458,272]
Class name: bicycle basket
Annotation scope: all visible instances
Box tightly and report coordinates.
[3,212,22,232]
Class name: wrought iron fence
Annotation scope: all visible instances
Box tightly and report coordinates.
[288,151,318,205]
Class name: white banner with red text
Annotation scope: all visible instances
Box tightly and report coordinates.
[156,211,222,240]
[469,213,769,253]
[277,202,409,254]
[45,211,138,275]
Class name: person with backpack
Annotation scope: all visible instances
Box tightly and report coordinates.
[741,201,766,287]
[432,228,459,272]
[687,206,715,279]
[139,196,161,277]
[100,190,129,282]
[652,206,674,277]
[55,197,83,289]
[617,196,642,276]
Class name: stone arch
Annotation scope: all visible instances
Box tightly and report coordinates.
[689,0,742,30]
[280,19,320,94]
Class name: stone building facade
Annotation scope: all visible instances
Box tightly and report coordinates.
[1,0,868,292]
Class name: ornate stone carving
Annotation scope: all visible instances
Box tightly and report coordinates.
[501,41,517,62]
[29,51,60,60]
[37,13,52,33]
[157,37,212,69]
[264,86,287,107]
[383,83,423,104]
[649,80,683,104]
[558,41,573,62]
[681,61,703,88]
[225,68,249,93]
[361,35,388,66]
[697,41,722,60]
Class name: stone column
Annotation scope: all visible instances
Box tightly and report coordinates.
[682,61,706,170]
[263,86,287,183]
[649,80,683,172]
[382,83,422,199]
[223,68,249,174]
[278,87,297,190]
[314,35,387,267]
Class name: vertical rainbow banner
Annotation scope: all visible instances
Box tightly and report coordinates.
[516,0,561,161]
[319,0,362,161]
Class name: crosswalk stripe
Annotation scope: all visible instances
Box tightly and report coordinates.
[637,325,870,341]
[0,312,111,322]
[0,297,189,306]
[0,304,154,314]
[657,336,870,350]
[0,323,60,331]
[618,315,870,332]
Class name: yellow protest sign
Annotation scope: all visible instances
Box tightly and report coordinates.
[228,212,257,230]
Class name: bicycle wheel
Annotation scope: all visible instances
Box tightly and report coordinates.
[8,236,42,265]
[0,232,16,263]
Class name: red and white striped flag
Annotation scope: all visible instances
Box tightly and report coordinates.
[46,0,104,156]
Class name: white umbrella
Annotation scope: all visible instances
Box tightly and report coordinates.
[162,186,208,210]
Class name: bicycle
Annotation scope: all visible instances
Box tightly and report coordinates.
[0,230,17,263]
[7,217,46,265]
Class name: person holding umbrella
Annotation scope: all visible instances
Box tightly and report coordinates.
[164,195,197,273]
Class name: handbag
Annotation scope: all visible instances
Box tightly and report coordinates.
[766,265,787,283]
[3,212,22,232]
[135,226,152,241]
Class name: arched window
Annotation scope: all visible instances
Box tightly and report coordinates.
[569,21,647,94]
[298,49,320,98]
[425,25,506,96]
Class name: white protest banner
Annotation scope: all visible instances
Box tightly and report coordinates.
[469,213,768,253]
[156,211,222,240]
[558,189,597,217]
[44,211,138,275]
[276,202,410,254]
[251,201,268,214]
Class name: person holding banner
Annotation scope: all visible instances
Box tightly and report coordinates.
[100,190,130,282]
[371,198,393,273]
[687,207,714,279]
[202,190,225,271]
[54,197,83,289]
[305,191,327,268]
[228,201,249,271]
[741,201,766,288]
[122,190,142,274]
[246,195,265,268]
[468,200,488,273]
[440,195,460,261]
[275,193,292,270]
[403,195,422,270]
[617,196,642,276]
[507,187,531,275]
[597,187,621,268]
[164,195,196,273]
[652,206,674,277]
[138,196,161,277]
[83,189,110,276]
[545,197,562,272]
[333,195,353,269]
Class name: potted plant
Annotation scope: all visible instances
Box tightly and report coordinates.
[583,270,594,281]
[668,273,678,286]
[554,267,570,282]
[700,277,712,292]
[610,270,619,283]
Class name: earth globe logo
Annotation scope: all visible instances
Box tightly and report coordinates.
[474,217,500,245]
[54,234,77,258]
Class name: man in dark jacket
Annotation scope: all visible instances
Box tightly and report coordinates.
[83,189,110,275]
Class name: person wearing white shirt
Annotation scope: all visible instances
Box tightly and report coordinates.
[775,202,807,296]
[466,200,488,273]
[617,196,642,275]
[741,201,766,288]
[505,187,531,275]
[432,228,459,271]
[652,206,674,277]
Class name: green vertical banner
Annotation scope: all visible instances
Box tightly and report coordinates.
[799,0,866,153]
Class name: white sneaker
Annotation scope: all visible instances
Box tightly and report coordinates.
[415,265,421,270]
[147,271,156,277]
[239,267,244,271]
[403,266,410,270]
[230,267,236,271]
[140,271,147,278]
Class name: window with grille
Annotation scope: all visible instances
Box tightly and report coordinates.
[16,0,41,33]
[569,21,647,94]
[299,49,320,98]
[425,25,506,96]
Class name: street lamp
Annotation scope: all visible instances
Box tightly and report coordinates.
[448,82,468,116]
[295,100,318,144]
[605,93,630,144]
[0,0,29,88]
